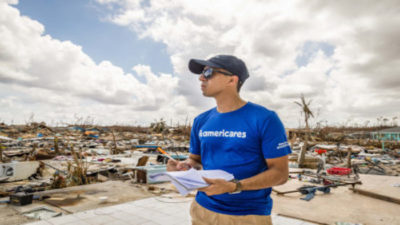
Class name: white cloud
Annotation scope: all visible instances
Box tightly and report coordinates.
[1,0,399,128]
[95,0,400,127]
[0,1,185,125]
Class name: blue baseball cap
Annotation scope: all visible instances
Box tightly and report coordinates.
[189,55,249,83]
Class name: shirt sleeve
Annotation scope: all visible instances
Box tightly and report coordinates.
[261,112,292,159]
[189,117,201,155]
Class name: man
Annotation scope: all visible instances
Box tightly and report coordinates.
[167,55,291,225]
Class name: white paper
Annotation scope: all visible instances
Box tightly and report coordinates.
[149,168,234,196]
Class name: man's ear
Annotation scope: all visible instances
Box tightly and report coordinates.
[230,76,239,86]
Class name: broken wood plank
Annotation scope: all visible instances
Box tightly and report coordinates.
[350,187,400,205]
[352,174,400,204]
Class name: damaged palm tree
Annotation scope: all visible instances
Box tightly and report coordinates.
[54,136,60,154]
[295,94,314,167]
[0,143,4,162]
[51,171,67,189]
[150,118,167,133]
[110,129,121,155]
[67,144,89,186]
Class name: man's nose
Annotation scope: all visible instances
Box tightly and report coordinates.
[199,74,207,81]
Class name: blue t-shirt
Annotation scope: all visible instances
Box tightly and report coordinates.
[190,102,291,216]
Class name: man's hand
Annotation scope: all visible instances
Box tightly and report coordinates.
[167,154,202,171]
[198,177,236,196]
[166,159,192,171]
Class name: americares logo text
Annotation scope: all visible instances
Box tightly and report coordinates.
[199,129,247,138]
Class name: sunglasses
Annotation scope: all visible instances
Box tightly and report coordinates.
[201,67,234,79]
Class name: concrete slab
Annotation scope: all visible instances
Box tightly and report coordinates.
[0,161,39,182]
[23,196,316,225]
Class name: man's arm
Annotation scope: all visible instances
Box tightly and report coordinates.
[240,155,289,190]
[167,153,202,171]
[200,155,288,195]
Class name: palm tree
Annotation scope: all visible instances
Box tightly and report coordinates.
[383,118,389,126]
[392,117,398,126]
[294,94,314,132]
[377,116,383,127]
[294,94,314,167]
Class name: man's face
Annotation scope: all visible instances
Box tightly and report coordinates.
[199,66,233,97]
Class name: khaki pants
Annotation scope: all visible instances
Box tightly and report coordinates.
[190,200,273,225]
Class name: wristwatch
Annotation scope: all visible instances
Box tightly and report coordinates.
[229,179,242,194]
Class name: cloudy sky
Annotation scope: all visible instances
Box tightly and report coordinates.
[0,0,399,128]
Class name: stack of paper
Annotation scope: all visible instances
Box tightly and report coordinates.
[149,168,234,196]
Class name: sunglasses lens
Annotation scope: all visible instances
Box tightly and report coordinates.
[202,68,213,79]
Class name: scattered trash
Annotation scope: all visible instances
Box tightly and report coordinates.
[22,206,62,220]
[9,192,33,206]
[135,165,167,184]
[99,196,108,204]
[299,185,330,201]
[327,167,352,175]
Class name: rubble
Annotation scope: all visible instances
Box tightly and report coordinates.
[0,122,399,224]
[0,122,190,224]
[277,126,400,224]
[22,206,62,220]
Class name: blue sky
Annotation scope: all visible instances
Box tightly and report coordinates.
[296,41,335,68]
[16,0,173,75]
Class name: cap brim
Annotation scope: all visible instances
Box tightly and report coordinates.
[188,59,221,74]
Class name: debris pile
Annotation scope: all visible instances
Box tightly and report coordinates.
[275,126,400,224]
[1,121,399,225]
[0,122,191,224]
